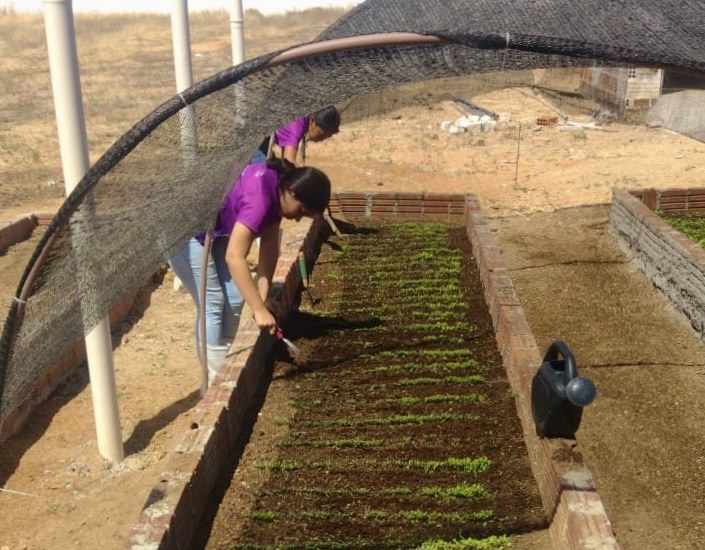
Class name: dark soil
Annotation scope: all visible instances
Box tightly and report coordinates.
[204,220,547,549]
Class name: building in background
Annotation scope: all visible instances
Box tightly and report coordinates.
[579,67,664,112]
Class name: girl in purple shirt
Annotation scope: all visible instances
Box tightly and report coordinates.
[169,158,331,382]
[252,105,340,164]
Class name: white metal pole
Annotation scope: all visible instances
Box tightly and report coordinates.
[171,0,193,92]
[230,0,245,65]
[42,0,124,463]
[171,0,197,161]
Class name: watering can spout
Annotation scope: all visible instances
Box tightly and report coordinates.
[531,340,597,438]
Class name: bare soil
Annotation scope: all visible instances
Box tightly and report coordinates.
[3,11,705,549]
[490,205,705,550]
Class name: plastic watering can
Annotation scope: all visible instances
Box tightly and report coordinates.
[531,340,597,438]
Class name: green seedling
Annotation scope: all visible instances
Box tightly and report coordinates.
[364,510,388,520]
[258,461,302,472]
[250,510,282,522]
[382,486,412,495]
[417,535,511,550]
[425,393,484,404]
[395,510,494,523]
[421,482,487,500]
[371,360,479,375]
[387,456,491,473]
[302,510,332,520]
[397,375,485,386]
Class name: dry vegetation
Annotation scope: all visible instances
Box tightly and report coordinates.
[0,7,346,211]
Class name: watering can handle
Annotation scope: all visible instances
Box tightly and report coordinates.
[542,340,577,386]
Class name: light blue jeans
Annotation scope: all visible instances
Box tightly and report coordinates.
[249,148,267,164]
[169,237,244,356]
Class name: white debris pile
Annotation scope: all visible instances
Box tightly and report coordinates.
[439,113,510,134]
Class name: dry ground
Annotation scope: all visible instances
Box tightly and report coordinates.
[2,8,705,550]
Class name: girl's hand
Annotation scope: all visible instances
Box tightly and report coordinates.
[253,307,276,334]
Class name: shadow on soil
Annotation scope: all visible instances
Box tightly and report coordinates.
[192,353,277,549]
[0,272,193,484]
[124,390,201,457]
[274,310,382,377]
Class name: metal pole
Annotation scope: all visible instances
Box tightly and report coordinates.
[171,0,197,161]
[514,122,522,190]
[42,0,124,462]
[171,0,193,92]
[171,0,206,391]
[230,0,245,65]
[230,0,246,127]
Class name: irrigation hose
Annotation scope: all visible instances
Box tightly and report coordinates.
[199,231,212,396]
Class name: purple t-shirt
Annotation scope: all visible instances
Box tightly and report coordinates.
[198,164,281,243]
[273,116,308,149]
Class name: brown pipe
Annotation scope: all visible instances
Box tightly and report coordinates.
[265,33,447,69]
[7,229,61,351]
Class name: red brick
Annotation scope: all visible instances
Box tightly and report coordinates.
[35,212,55,225]
[423,193,463,201]
[368,192,398,200]
[396,193,424,200]
[640,188,657,210]
[660,188,687,197]
[336,191,365,199]
[396,206,424,213]
[423,206,451,214]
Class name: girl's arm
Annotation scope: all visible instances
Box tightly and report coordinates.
[281,145,298,164]
[255,222,279,303]
[225,222,276,333]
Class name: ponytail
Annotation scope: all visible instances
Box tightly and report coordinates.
[266,158,331,213]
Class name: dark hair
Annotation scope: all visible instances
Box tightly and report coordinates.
[311,105,341,134]
[267,158,331,213]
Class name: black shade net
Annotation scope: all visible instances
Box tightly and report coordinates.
[2,0,705,427]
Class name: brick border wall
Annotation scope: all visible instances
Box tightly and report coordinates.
[329,191,466,222]
[611,188,705,341]
[629,187,705,213]
[465,195,618,550]
[0,212,53,254]
[128,218,322,549]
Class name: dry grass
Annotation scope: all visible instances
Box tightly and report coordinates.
[0,8,346,210]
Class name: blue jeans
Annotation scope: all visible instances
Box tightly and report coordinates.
[249,149,267,164]
[169,237,244,352]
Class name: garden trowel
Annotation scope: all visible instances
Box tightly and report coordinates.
[298,251,316,307]
[275,327,300,360]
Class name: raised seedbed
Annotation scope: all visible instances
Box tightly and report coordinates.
[131,193,617,550]
[611,188,705,341]
[217,219,547,548]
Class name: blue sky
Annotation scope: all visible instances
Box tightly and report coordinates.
[1,0,361,15]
